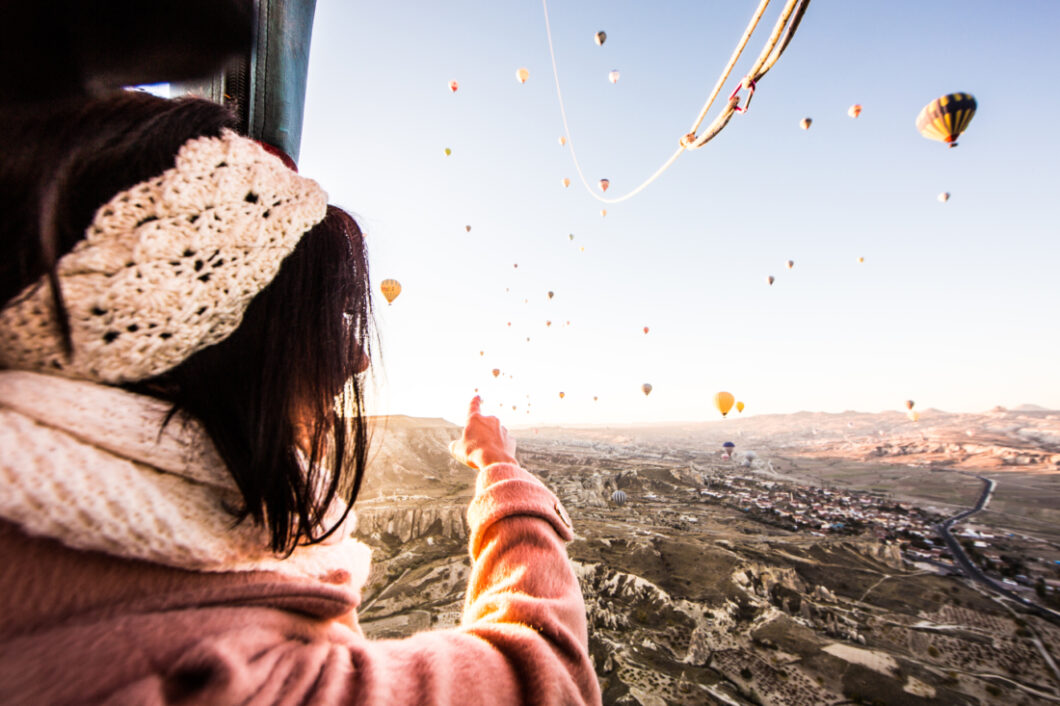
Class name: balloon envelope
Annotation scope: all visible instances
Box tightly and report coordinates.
[736,401,745,413]
[611,490,627,506]
[767,275,775,285]
[558,136,567,146]
[516,67,530,84]
[465,225,471,232]
[492,369,500,378]
[714,391,735,417]
[595,31,607,46]
[562,178,570,188]
[643,326,649,335]
[916,92,976,147]
[848,104,862,118]
[938,192,950,202]
[598,178,610,192]
[444,147,451,156]
[547,291,554,300]
[558,391,565,399]
[380,279,401,304]
[786,260,794,269]
[800,117,812,130]
[905,399,915,410]
[608,70,620,84]
[642,383,652,396]
[448,80,459,93]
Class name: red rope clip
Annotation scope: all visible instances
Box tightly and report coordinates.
[729,78,757,113]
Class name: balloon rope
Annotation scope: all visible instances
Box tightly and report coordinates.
[543,0,809,203]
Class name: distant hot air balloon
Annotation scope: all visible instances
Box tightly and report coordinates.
[857,256,865,263]
[479,350,484,356]
[380,279,401,304]
[722,441,736,453]
[569,233,575,241]
[800,117,812,130]
[559,391,565,399]
[736,401,745,413]
[721,453,730,461]
[492,369,500,378]
[465,225,472,232]
[611,489,627,505]
[595,31,607,46]
[562,177,571,188]
[916,93,976,148]
[516,67,530,84]
[547,291,554,300]
[714,391,735,417]
[786,260,794,269]
[593,396,599,402]
[642,383,652,396]
[598,178,610,192]
[938,192,950,203]
[580,246,586,252]
[848,104,862,118]
[608,70,620,84]
[444,147,452,156]
[908,410,920,422]
[558,136,567,146]
[643,326,649,335]
[513,263,518,268]
[448,80,459,93]
[545,320,552,327]
[507,322,511,327]
[600,209,607,218]
[905,400,915,410]
[767,275,775,286]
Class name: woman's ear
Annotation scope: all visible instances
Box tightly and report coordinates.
[0,0,253,103]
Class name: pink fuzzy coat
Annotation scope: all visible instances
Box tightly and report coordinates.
[0,462,601,705]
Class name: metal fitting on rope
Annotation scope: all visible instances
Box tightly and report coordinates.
[730,77,757,113]
[680,132,697,148]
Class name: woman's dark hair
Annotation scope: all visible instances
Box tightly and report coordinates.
[0,91,374,554]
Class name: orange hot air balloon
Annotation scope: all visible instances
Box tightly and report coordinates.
[558,136,567,146]
[444,147,452,156]
[593,396,599,401]
[598,178,610,192]
[600,209,607,218]
[547,291,554,300]
[786,260,794,270]
[642,327,650,335]
[448,80,459,93]
[516,67,529,84]
[766,275,775,286]
[857,256,865,263]
[492,369,500,378]
[561,178,571,188]
[714,391,735,417]
[642,383,652,396]
[736,401,745,413]
[848,104,862,118]
[465,225,472,232]
[558,391,565,399]
[507,322,511,327]
[380,279,401,304]
[479,350,484,356]
[545,320,552,327]
[800,117,812,130]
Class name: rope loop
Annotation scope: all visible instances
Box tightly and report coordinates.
[730,77,757,114]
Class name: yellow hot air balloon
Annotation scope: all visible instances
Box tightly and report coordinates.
[598,178,610,192]
[558,136,567,146]
[600,209,607,218]
[492,368,500,378]
[594,31,606,46]
[516,67,530,84]
[608,70,620,84]
[642,383,652,396]
[444,147,452,156]
[848,104,862,118]
[857,256,865,263]
[916,93,976,148]
[908,410,920,422]
[800,117,812,130]
[380,279,401,305]
[562,177,571,188]
[714,391,735,417]
[448,80,459,93]
[736,401,745,413]
[558,391,565,399]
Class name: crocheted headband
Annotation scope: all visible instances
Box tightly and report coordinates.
[0,129,328,383]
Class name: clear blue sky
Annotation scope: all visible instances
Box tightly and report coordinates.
[299,1,1060,425]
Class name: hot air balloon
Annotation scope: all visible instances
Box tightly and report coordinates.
[593,396,599,402]
[857,256,865,263]
[736,401,745,413]
[908,410,920,422]
[598,178,610,192]
[448,80,459,93]
[642,383,652,396]
[479,350,484,356]
[611,489,627,506]
[800,117,812,130]
[444,147,452,156]
[580,246,586,252]
[721,453,730,461]
[558,391,565,399]
[938,192,950,203]
[767,275,775,286]
[558,136,567,146]
[545,320,551,327]
[848,104,862,118]
[547,291,554,300]
[722,441,736,453]
[380,279,401,304]
[786,260,794,269]
[595,31,607,46]
[513,263,518,269]
[600,209,607,218]
[492,369,500,378]
[608,70,620,84]
[714,391,735,417]
[643,326,649,335]
[916,93,976,148]
[569,233,575,241]
[562,178,571,188]
[465,225,471,232]
[516,67,530,84]
[905,400,915,410]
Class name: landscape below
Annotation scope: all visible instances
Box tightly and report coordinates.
[355,408,1060,705]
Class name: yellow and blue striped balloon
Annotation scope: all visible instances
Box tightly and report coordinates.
[916,93,977,148]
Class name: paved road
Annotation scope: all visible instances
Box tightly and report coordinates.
[935,473,1060,626]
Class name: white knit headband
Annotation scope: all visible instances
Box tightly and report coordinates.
[0,129,328,383]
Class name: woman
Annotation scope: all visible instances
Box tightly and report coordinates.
[0,92,600,705]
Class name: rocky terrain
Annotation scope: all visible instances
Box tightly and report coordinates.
[355,410,1060,704]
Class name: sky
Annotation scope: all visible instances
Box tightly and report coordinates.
[297,1,1060,426]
